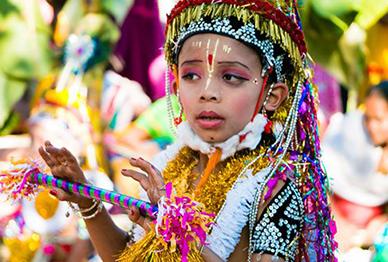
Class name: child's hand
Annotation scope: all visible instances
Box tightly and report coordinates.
[121,157,165,230]
[121,157,165,205]
[38,141,92,208]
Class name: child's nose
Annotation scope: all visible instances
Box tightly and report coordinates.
[199,83,221,102]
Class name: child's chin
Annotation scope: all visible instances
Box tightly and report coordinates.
[200,134,227,144]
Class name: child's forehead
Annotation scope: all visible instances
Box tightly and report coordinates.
[182,33,249,50]
[178,33,261,64]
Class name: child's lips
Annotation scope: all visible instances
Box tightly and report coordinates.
[196,111,224,129]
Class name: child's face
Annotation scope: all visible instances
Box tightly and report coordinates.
[364,92,388,146]
[178,33,264,143]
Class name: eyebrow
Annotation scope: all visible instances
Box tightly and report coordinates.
[179,60,251,71]
[180,59,203,67]
[217,61,250,70]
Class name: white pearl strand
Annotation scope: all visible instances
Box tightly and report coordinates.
[165,68,177,136]
[247,79,303,262]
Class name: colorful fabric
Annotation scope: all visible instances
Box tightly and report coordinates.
[252,180,304,261]
[134,95,179,148]
[322,111,388,207]
[120,0,337,261]
[113,0,164,100]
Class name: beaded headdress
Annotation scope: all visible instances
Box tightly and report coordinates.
[164,0,337,261]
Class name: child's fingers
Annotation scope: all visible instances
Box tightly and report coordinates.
[45,145,62,166]
[61,147,79,165]
[61,148,80,171]
[55,148,68,165]
[121,169,150,191]
[45,143,69,164]
[129,158,153,177]
[128,158,165,203]
[149,166,164,188]
[146,162,164,188]
[52,147,67,165]
[55,188,70,201]
[60,147,87,182]
[49,188,72,201]
[127,206,150,232]
[50,188,90,208]
[130,158,163,188]
[39,146,55,167]
[127,206,140,221]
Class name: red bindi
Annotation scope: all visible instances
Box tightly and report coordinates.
[207,54,213,66]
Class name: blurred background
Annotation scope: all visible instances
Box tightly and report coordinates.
[0,0,386,261]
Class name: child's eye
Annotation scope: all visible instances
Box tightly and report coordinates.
[223,74,248,84]
[182,73,200,81]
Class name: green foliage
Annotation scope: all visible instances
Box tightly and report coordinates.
[356,0,388,29]
[0,72,26,129]
[101,0,134,24]
[0,0,53,133]
[0,0,18,17]
[301,0,387,90]
[76,13,120,46]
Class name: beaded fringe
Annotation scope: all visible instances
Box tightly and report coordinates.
[116,230,203,262]
[164,3,305,77]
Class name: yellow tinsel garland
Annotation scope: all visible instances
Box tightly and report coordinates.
[163,147,269,213]
[117,230,203,262]
[117,146,270,261]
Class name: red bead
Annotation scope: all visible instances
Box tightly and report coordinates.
[264,120,273,134]
[174,117,183,126]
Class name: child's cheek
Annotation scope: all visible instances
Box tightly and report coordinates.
[179,91,193,114]
[235,95,253,111]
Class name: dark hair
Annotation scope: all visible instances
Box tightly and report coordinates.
[367,80,388,101]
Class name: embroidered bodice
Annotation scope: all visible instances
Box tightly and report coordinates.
[251,180,304,261]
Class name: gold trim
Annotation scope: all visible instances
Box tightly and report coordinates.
[164,3,306,78]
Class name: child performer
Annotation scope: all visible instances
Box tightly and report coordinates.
[39,0,337,261]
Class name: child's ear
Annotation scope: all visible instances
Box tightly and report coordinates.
[171,79,178,94]
[264,83,289,112]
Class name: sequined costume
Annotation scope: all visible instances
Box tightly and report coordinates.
[118,0,337,261]
[251,180,304,261]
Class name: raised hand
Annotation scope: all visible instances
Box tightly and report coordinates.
[121,157,165,230]
[38,141,92,208]
[121,157,165,204]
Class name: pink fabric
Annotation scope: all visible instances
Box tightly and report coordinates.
[332,193,384,228]
[148,54,168,100]
[113,0,164,101]
[313,64,342,120]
